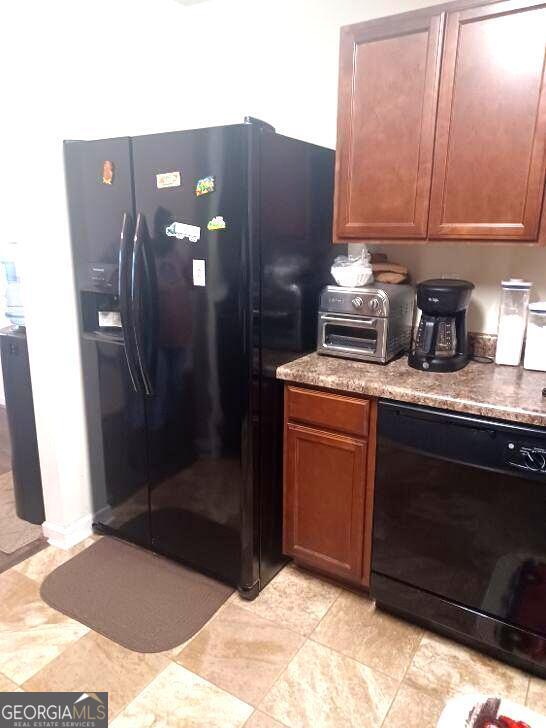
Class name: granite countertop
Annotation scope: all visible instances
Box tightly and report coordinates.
[277,352,546,427]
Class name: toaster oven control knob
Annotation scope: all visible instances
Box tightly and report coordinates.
[369,297,380,312]
[351,296,364,309]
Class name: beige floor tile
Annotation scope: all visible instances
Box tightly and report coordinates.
[0,471,42,553]
[176,603,304,706]
[382,683,444,728]
[14,537,96,583]
[234,564,340,637]
[166,593,238,656]
[244,711,287,728]
[312,589,375,654]
[312,592,422,680]
[405,633,529,704]
[259,639,398,728]
[0,672,21,692]
[355,610,423,680]
[110,662,253,728]
[0,570,89,684]
[527,676,546,715]
[24,630,169,720]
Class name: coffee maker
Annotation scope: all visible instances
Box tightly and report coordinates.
[408,279,474,372]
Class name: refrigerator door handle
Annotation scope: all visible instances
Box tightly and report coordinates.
[118,212,141,393]
[141,223,159,395]
[131,213,154,397]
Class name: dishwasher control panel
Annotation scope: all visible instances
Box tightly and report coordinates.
[506,442,546,473]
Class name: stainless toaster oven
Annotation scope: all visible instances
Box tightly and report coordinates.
[317,284,414,363]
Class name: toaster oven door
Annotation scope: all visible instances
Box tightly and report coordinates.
[317,313,387,361]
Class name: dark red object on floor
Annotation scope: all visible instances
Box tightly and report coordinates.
[498,717,531,728]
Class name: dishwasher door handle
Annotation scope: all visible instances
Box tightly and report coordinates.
[396,408,497,438]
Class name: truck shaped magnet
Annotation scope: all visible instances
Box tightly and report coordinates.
[165,222,201,243]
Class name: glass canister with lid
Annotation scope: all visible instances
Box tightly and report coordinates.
[523,302,546,371]
[495,278,532,366]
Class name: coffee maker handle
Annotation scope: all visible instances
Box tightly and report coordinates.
[422,317,436,355]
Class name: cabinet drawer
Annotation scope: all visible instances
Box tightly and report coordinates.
[286,385,369,438]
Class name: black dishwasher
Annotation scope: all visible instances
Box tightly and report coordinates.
[372,399,546,677]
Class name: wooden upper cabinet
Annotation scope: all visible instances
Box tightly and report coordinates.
[429,0,546,240]
[334,11,445,240]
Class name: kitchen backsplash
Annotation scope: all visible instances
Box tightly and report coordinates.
[349,243,546,335]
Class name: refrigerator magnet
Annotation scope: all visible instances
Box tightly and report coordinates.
[195,176,215,196]
[207,216,226,231]
[156,171,181,189]
[165,222,201,243]
[102,160,114,185]
[192,259,206,287]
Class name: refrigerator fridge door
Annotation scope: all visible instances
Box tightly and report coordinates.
[64,138,134,293]
[256,131,337,588]
[131,125,252,588]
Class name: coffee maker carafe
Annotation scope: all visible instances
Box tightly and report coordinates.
[408,279,474,372]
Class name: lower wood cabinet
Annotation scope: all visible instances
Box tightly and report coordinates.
[283,385,376,587]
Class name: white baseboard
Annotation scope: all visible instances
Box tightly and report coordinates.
[42,505,112,550]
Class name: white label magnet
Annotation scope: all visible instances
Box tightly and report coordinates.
[193,259,206,287]
[165,222,201,243]
[157,171,181,189]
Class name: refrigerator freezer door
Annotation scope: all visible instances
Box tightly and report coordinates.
[65,135,151,547]
[131,125,251,587]
[64,137,134,293]
[94,338,150,547]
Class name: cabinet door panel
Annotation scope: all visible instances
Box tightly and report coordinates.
[283,423,366,580]
[429,0,546,240]
[334,12,444,240]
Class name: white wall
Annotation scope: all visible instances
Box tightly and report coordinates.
[360,243,546,334]
[1,0,542,541]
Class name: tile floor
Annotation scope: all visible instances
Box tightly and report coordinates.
[0,472,43,554]
[0,539,544,727]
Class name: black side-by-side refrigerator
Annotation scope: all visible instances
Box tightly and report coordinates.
[65,118,339,598]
